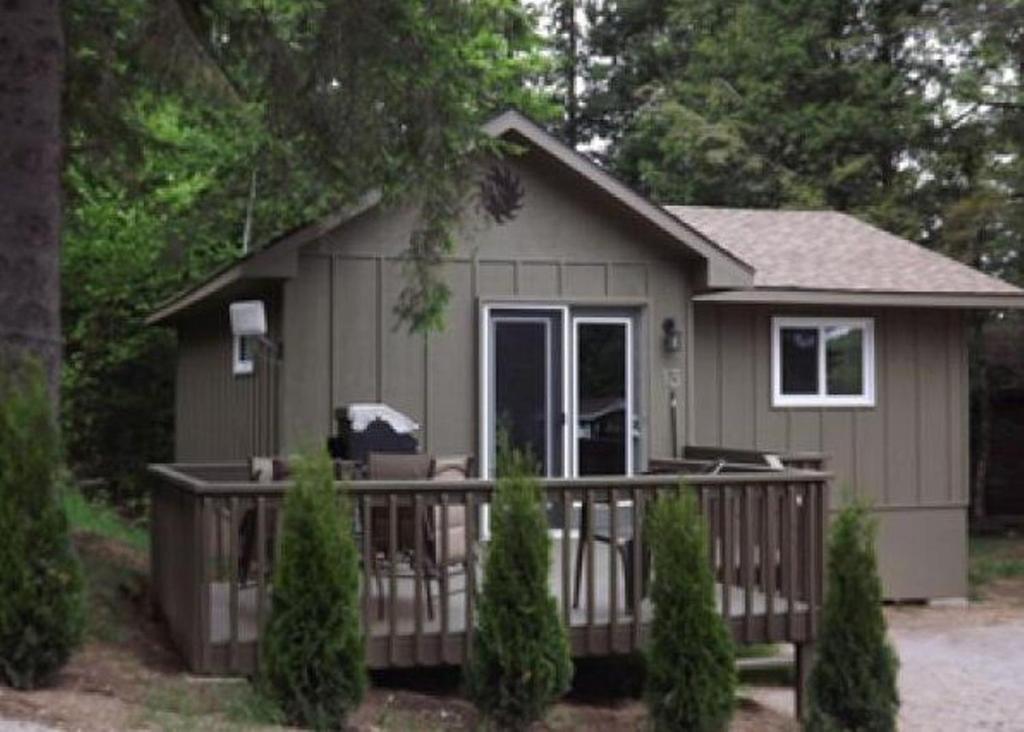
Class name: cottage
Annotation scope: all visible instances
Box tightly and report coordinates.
[149,110,1024,610]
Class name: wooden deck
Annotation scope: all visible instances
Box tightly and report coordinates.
[149,456,828,675]
[208,537,809,665]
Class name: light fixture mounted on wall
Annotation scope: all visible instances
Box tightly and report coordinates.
[662,317,682,354]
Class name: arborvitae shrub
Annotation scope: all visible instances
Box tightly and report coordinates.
[259,448,365,729]
[807,501,899,731]
[645,488,736,732]
[466,442,572,730]
[0,361,85,689]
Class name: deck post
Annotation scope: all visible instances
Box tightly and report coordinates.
[794,640,816,722]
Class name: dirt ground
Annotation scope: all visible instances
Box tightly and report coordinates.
[0,532,796,731]
[2,531,1021,731]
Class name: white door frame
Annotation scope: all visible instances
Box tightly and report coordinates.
[571,315,635,477]
[478,303,571,480]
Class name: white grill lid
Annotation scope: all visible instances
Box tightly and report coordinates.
[345,403,420,434]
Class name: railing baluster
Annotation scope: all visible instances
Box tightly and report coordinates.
[440,492,450,663]
[785,484,798,640]
[631,487,644,651]
[764,485,776,639]
[585,489,595,652]
[227,498,240,673]
[741,485,754,642]
[803,483,815,639]
[721,487,732,622]
[388,493,398,666]
[414,494,424,664]
[561,488,571,631]
[361,495,373,643]
[465,492,477,662]
[256,496,267,665]
[609,485,619,651]
[196,494,210,672]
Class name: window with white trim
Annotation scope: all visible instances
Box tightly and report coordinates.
[232,334,254,376]
[771,317,875,407]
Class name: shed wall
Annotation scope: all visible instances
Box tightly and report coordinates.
[692,303,969,599]
[280,152,694,466]
[174,289,281,461]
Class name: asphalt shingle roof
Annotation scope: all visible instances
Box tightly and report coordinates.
[666,206,1022,295]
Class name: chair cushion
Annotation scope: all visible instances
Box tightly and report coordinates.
[367,452,434,480]
[431,455,473,480]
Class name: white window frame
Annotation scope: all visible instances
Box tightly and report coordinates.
[771,316,875,408]
[232,333,254,376]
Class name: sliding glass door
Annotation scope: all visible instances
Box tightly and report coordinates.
[481,305,636,480]
[573,317,633,477]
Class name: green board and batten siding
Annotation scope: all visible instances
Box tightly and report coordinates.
[692,303,969,599]
[169,146,975,601]
[278,150,692,466]
[175,289,281,461]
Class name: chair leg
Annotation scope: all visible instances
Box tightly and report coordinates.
[425,575,435,621]
[375,568,385,620]
[619,542,635,613]
[573,533,585,609]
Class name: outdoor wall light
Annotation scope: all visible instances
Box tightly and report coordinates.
[662,317,682,354]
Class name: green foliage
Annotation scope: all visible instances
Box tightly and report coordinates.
[584,0,939,236]
[0,363,85,689]
[645,488,736,732]
[63,1,340,505]
[203,0,556,332]
[466,443,572,730]
[807,501,899,731]
[259,448,365,729]
[61,484,148,552]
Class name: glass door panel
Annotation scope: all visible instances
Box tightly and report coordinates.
[487,310,564,478]
[574,318,632,476]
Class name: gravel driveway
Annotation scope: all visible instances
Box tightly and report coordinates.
[890,602,1024,731]
[748,600,1024,730]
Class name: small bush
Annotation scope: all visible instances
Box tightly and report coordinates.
[0,362,85,689]
[645,488,736,732]
[259,448,365,729]
[466,443,572,730]
[807,501,899,731]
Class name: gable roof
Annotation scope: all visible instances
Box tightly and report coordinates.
[668,206,1024,309]
[148,111,753,325]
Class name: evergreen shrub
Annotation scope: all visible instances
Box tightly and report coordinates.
[466,442,572,730]
[259,448,365,729]
[807,501,899,731]
[645,488,736,732]
[0,361,85,689]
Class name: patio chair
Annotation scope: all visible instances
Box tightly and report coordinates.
[571,461,725,611]
[366,452,434,618]
[421,456,474,619]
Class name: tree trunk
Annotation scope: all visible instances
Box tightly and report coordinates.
[0,0,64,400]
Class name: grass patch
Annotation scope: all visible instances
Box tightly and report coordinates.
[60,486,149,642]
[62,487,148,551]
[140,679,284,731]
[969,534,1024,599]
[735,643,780,659]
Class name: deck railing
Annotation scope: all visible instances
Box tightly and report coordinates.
[149,461,829,675]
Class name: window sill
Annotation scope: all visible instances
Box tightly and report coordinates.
[771,397,875,409]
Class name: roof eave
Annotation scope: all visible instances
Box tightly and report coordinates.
[693,288,1024,309]
[482,111,755,289]
[146,192,382,326]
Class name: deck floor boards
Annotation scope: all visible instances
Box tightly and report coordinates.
[208,538,803,645]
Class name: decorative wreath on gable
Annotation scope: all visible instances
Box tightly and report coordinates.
[477,164,525,224]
